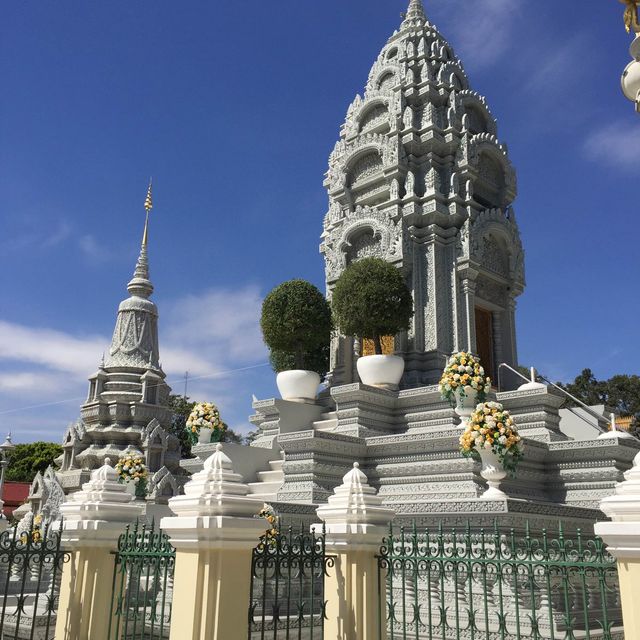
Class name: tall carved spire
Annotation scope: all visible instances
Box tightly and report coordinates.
[128,182,154,299]
[106,184,160,369]
[403,0,427,24]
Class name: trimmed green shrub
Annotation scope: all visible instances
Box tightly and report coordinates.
[261,280,332,374]
[269,344,330,378]
[331,257,413,355]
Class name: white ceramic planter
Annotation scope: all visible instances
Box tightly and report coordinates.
[454,387,478,419]
[478,448,507,500]
[276,370,320,402]
[197,427,213,444]
[357,354,404,388]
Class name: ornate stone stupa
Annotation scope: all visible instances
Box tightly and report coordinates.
[321,0,523,388]
[214,0,640,530]
[57,187,182,504]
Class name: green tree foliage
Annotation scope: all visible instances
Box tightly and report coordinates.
[5,442,63,483]
[558,368,640,417]
[269,344,331,378]
[331,257,413,355]
[165,395,249,456]
[260,280,332,373]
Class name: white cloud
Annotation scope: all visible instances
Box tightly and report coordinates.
[583,120,640,169]
[0,285,272,442]
[163,286,267,364]
[0,320,107,377]
[437,0,521,71]
[78,234,114,264]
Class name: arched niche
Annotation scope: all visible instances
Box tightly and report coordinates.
[377,71,396,91]
[358,103,389,134]
[347,151,383,188]
[474,152,506,209]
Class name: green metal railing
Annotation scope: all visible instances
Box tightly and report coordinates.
[248,525,333,640]
[0,521,69,640]
[108,521,175,640]
[377,522,623,640]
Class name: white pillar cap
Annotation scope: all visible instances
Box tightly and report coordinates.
[316,462,395,545]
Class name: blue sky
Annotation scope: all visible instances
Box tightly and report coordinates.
[1,0,639,443]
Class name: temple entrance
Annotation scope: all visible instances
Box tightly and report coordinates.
[475,306,495,380]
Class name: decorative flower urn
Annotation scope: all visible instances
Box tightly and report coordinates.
[454,387,478,420]
[276,370,320,403]
[357,354,404,389]
[478,448,508,500]
[198,427,213,444]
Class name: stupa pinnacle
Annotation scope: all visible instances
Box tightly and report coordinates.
[403,0,427,23]
[321,0,524,388]
[57,186,181,501]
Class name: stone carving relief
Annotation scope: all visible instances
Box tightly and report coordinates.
[359,103,389,132]
[479,234,508,277]
[348,152,384,187]
[321,205,403,282]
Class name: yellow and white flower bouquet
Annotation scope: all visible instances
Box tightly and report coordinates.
[459,401,524,472]
[186,401,226,445]
[257,503,280,548]
[115,454,148,497]
[439,351,491,405]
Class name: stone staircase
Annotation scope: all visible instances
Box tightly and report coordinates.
[247,458,284,501]
[311,411,338,432]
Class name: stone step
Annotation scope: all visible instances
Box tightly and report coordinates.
[257,469,283,483]
[312,417,339,432]
[248,480,283,495]
[268,459,284,471]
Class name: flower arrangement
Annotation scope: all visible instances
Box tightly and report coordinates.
[21,513,43,544]
[258,503,280,546]
[115,454,148,494]
[186,402,226,445]
[439,351,491,404]
[459,401,524,472]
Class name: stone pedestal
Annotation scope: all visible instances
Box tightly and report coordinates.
[596,452,640,638]
[54,460,144,640]
[316,462,395,640]
[160,444,265,640]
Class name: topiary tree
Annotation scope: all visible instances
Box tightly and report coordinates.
[261,280,332,374]
[331,257,413,355]
[269,343,330,378]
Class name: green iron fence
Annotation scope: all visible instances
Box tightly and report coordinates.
[108,521,175,640]
[0,521,69,640]
[377,522,623,640]
[248,525,333,640]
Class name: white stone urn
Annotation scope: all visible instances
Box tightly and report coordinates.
[478,448,507,500]
[276,370,320,402]
[357,354,404,388]
[198,427,213,444]
[454,387,478,420]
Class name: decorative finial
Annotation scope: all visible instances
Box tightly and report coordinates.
[353,461,360,468]
[216,443,223,452]
[142,179,153,247]
[105,457,111,466]
[404,0,426,22]
[621,0,640,34]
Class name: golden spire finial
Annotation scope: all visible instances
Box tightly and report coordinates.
[142,178,152,246]
[621,0,640,34]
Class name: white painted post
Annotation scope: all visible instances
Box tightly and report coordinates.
[595,451,640,637]
[160,444,265,640]
[54,459,144,640]
[317,462,395,640]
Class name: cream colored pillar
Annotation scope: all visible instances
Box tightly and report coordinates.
[595,450,640,638]
[317,462,395,640]
[160,444,265,640]
[54,460,144,640]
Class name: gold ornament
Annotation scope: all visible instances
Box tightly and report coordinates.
[620,0,640,34]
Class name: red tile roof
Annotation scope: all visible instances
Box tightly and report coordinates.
[2,482,30,517]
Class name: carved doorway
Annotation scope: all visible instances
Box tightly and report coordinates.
[475,307,495,380]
